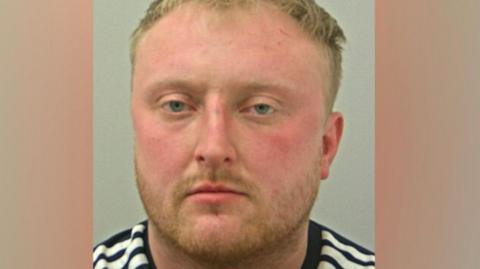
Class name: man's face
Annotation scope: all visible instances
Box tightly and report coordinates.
[131,2,342,263]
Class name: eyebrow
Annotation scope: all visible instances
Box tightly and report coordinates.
[145,79,204,93]
[237,81,295,94]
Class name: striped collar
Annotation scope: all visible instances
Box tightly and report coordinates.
[94,220,375,269]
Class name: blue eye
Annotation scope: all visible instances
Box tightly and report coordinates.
[253,104,273,115]
[167,101,186,112]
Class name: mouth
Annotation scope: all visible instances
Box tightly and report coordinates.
[186,182,247,203]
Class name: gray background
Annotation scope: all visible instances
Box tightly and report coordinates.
[94,0,375,250]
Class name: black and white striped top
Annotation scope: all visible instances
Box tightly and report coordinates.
[93,220,375,269]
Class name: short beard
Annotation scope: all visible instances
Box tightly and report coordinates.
[135,160,320,268]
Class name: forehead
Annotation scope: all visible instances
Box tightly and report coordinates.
[134,2,328,93]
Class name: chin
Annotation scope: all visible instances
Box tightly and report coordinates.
[186,212,244,239]
[175,215,266,264]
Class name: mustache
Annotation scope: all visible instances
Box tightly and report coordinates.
[173,168,259,201]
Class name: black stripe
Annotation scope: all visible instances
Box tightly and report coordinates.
[94,245,148,269]
[93,225,147,267]
[321,240,375,266]
[315,223,374,256]
[94,250,125,267]
[319,254,344,269]
[123,246,148,269]
[136,265,152,269]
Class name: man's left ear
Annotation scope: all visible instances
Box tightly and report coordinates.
[320,112,344,179]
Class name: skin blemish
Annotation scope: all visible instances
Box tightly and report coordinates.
[279,28,290,36]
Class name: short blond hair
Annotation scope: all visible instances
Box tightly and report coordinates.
[130,0,346,111]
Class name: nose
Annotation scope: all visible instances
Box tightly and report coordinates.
[193,104,237,168]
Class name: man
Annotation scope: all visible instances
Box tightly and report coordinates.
[94,0,375,268]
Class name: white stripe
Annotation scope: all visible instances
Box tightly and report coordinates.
[93,224,146,262]
[94,258,110,269]
[317,261,337,269]
[130,223,147,235]
[94,237,145,269]
[93,239,130,262]
[322,245,375,269]
[322,230,375,263]
[128,253,149,269]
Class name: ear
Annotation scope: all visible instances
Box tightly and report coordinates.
[320,112,344,179]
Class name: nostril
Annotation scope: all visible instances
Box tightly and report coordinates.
[195,155,232,164]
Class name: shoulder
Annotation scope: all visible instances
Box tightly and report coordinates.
[309,221,375,269]
[93,221,151,269]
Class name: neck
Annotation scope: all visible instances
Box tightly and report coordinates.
[147,220,310,269]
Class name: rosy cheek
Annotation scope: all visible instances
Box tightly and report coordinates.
[241,117,321,192]
[241,127,296,178]
[265,121,317,163]
[134,113,192,183]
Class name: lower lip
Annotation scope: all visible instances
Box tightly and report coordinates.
[187,192,244,203]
